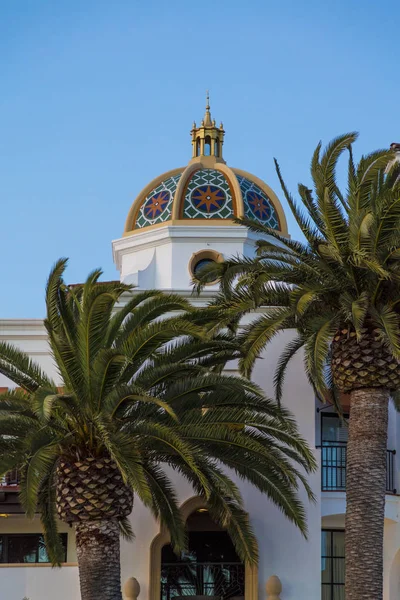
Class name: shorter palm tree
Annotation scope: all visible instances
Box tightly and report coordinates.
[0,259,315,600]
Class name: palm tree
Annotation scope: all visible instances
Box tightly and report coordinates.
[195,134,400,600]
[0,259,315,600]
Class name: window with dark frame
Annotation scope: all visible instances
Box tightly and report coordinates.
[0,533,67,563]
[321,413,349,445]
[321,413,349,491]
[321,529,345,600]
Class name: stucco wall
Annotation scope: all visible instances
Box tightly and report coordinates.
[250,331,321,600]
[0,564,80,600]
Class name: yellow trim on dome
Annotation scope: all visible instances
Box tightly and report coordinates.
[171,163,200,220]
[215,163,244,218]
[231,167,289,235]
[122,219,243,237]
[124,167,184,234]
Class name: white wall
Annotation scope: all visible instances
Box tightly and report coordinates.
[0,321,61,388]
[250,331,321,599]
[0,565,80,600]
[0,515,79,600]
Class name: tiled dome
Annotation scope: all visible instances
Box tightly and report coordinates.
[124,99,287,236]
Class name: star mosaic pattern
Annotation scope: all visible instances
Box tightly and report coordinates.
[246,190,272,220]
[236,174,279,229]
[191,185,226,213]
[143,190,170,219]
[183,169,234,219]
[135,173,182,229]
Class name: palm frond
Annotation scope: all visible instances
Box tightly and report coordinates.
[0,259,317,564]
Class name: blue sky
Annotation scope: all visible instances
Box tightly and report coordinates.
[0,0,399,317]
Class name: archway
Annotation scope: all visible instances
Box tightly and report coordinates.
[149,497,258,600]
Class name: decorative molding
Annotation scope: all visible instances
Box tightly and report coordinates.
[266,575,282,600]
[0,562,78,568]
[0,320,47,334]
[124,577,140,600]
[113,223,261,271]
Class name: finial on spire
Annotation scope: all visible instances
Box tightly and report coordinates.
[203,90,212,126]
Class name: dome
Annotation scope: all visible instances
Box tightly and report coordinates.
[124,96,288,236]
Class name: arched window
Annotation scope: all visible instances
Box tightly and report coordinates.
[204,136,211,156]
[149,497,258,600]
[161,510,245,600]
[215,138,220,157]
[196,138,200,157]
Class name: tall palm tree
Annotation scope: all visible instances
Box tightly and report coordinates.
[195,134,400,600]
[0,259,315,600]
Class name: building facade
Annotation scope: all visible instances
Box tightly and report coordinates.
[0,101,399,600]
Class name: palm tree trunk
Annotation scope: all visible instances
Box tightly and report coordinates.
[345,387,389,600]
[75,519,123,600]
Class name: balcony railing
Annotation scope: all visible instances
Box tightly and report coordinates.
[161,562,245,600]
[0,470,20,488]
[321,444,396,493]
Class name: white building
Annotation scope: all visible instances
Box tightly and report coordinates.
[0,102,399,600]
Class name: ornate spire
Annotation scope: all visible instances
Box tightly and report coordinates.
[203,90,212,127]
[190,92,225,163]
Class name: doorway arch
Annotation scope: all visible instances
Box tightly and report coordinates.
[149,497,258,600]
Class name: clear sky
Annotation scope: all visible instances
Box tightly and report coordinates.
[0,0,399,317]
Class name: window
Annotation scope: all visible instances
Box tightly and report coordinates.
[204,136,211,156]
[321,530,345,600]
[196,138,200,157]
[0,533,67,563]
[192,258,216,281]
[321,414,348,490]
[215,138,220,157]
[189,250,223,285]
[321,414,348,445]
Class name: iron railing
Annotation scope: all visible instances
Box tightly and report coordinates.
[161,561,245,600]
[0,470,20,487]
[321,444,396,493]
[387,449,396,494]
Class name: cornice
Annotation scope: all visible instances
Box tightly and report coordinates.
[112,224,259,270]
[0,320,47,338]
